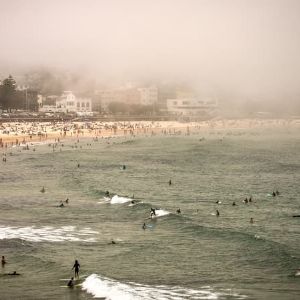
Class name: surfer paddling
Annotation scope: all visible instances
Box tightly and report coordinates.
[67,277,74,287]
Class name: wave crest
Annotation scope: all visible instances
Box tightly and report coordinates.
[82,274,246,300]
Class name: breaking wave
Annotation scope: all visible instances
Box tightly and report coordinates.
[82,274,247,300]
[0,225,98,242]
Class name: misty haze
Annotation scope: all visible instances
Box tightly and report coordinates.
[0,1,300,300]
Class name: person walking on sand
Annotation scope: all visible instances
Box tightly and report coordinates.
[72,259,80,278]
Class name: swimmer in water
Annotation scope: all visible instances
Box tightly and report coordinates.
[1,256,6,266]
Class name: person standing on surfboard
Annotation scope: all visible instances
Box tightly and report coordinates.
[72,260,80,278]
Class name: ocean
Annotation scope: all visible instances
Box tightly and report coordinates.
[0,125,300,299]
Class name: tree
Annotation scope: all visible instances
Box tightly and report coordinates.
[107,102,129,114]
[0,75,17,111]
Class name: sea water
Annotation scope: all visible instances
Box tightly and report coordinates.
[0,126,300,299]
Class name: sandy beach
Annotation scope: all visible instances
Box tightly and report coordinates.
[1,118,299,148]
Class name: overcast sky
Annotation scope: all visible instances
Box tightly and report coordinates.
[1,0,300,99]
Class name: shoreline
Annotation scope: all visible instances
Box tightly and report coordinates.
[1,118,299,148]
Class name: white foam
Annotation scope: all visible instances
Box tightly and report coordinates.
[0,226,98,242]
[152,209,170,218]
[110,195,132,204]
[82,274,246,300]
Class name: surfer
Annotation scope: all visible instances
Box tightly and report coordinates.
[169,179,172,185]
[250,217,254,224]
[122,165,126,170]
[276,190,280,196]
[243,198,248,204]
[176,208,181,214]
[272,191,276,197]
[232,201,236,206]
[72,260,80,278]
[58,202,64,208]
[150,208,156,218]
[105,191,110,197]
[67,277,74,287]
[67,277,74,288]
[1,256,6,266]
[40,186,45,193]
[216,209,220,217]
[65,198,69,204]
[6,271,20,276]
[142,223,146,230]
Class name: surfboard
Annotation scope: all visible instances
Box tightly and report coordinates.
[59,274,88,281]
[60,283,82,288]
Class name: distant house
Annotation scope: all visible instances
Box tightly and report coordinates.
[138,86,158,105]
[39,91,92,113]
[166,98,218,118]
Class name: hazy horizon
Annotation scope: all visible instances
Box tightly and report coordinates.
[1,0,300,108]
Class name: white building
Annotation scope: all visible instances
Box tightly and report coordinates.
[138,86,158,105]
[39,91,92,113]
[166,98,218,117]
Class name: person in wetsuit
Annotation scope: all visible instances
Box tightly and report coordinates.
[150,208,156,218]
[6,271,20,275]
[67,277,74,287]
[1,256,6,266]
[72,260,80,278]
